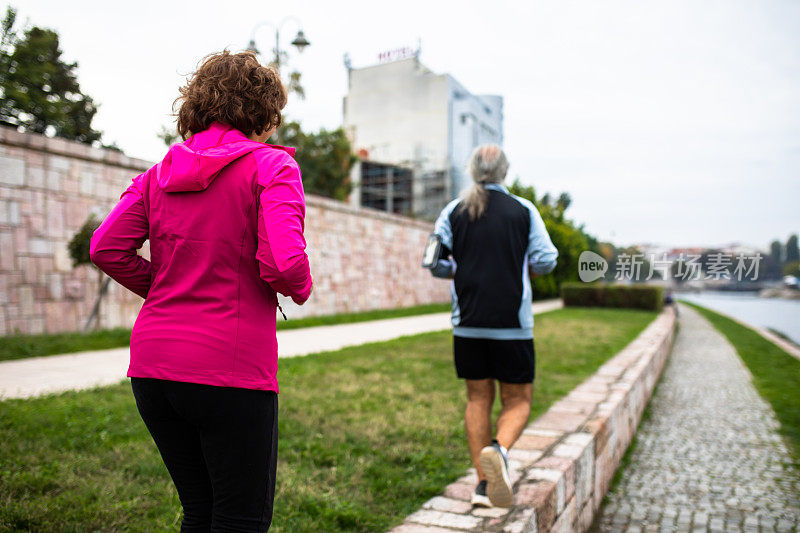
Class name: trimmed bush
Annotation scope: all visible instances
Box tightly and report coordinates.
[561,282,664,311]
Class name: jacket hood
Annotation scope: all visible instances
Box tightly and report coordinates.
[156,122,296,192]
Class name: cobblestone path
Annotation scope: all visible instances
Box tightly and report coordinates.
[592,305,800,532]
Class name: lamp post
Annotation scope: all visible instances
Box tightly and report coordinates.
[247,17,310,71]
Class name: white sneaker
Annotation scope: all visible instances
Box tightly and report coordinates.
[471,480,492,507]
[479,440,513,507]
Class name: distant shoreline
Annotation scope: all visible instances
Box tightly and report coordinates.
[679,290,800,346]
[759,287,800,300]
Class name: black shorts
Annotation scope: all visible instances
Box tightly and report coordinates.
[453,336,535,384]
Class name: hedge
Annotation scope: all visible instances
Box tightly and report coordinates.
[560,282,664,311]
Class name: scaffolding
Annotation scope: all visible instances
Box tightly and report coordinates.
[359,161,414,215]
[415,169,449,220]
[352,159,451,220]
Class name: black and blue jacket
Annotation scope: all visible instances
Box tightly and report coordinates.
[430,184,558,340]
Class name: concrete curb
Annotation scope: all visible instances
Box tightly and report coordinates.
[749,326,800,362]
[391,306,677,532]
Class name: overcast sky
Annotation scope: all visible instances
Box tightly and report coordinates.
[14,0,800,249]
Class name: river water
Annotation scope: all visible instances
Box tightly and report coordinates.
[679,290,800,345]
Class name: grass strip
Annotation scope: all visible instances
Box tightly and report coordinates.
[0,303,451,362]
[0,327,133,362]
[275,302,451,330]
[0,307,656,532]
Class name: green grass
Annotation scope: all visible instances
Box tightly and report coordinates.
[0,327,134,362]
[0,303,451,363]
[684,302,800,466]
[275,302,451,330]
[0,307,657,532]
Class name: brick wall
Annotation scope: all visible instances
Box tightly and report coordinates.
[280,195,450,319]
[0,126,448,336]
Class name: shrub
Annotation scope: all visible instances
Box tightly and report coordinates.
[783,261,800,278]
[507,179,594,300]
[561,282,663,311]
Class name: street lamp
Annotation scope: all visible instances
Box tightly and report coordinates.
[247,17,310,70]
[291,30,310,52]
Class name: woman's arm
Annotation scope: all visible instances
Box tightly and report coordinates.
[90,171,152,299]
[256,158,313,305]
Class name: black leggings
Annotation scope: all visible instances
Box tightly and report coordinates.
[130,377,278,532]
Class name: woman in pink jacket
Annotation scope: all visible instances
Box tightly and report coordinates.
[90,51,312,532]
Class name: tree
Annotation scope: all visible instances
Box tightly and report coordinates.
[783,261,800,278]
[157,124,179,147]
[273,120,355,201]
[68,214,110,331]
[507,178,596,299]
[0,7,102,143]
[284,70,304,100]
[766,240,784,279]
[267,47,305,100]
[556,192,572,212]
[507,178,536,206]
[786,234,799,263]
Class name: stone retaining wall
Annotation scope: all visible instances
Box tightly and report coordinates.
[276,194,449,319]
[0,126,153,335]
[392,306,677,532]
[0,126,448,336]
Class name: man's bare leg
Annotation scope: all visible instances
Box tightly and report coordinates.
[465,378,495,480]
[495,382,533,450]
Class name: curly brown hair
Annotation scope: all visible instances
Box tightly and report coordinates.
[174,50,287,140]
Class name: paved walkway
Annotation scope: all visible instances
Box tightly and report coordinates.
[592,305,800,532]
[0,300,563,400]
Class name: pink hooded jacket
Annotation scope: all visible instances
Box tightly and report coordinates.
[90,122,312,393]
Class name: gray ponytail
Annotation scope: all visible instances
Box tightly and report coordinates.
[460,144,510,220]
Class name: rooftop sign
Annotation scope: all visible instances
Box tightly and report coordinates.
[378,46,416,63]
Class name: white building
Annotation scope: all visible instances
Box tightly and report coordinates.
[343,55,503,218]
